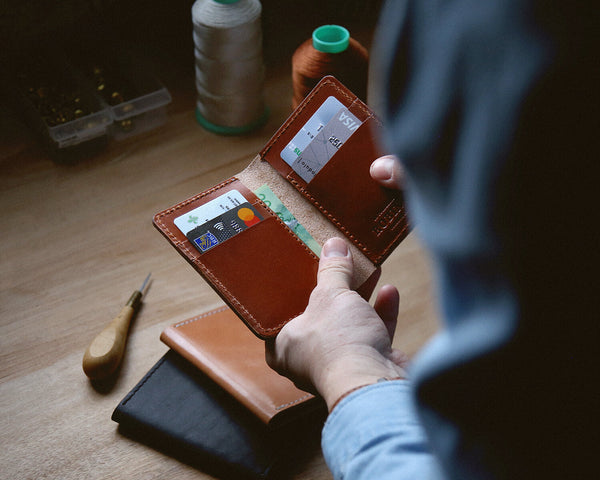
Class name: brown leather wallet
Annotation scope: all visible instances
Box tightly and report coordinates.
[154,76,409,338]
[160,306,319,428]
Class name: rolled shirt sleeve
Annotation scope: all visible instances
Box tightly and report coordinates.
[322,380,442,480]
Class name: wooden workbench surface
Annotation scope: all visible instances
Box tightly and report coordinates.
[0,64,438,480]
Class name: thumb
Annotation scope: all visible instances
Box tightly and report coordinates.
[317,237,354,290]
[370,155,405,190]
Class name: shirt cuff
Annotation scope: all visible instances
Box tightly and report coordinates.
[322,380,435,480]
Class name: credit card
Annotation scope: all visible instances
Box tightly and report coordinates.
[280,96,345,166]
[254,184,321,256]
[186,202,263,253]
[174,189,246,235]
[291,107,362,183]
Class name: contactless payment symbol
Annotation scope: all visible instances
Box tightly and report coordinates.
[185,201,263,254]
[194,231,219,252]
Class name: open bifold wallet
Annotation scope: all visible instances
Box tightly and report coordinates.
[114,77,411,479]
[153,76,410,339]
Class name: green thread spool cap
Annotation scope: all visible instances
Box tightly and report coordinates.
[195,106,269,135]
[214,0,241,4]
[312,25,350,53]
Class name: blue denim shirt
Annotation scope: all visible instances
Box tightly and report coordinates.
[321,0,595,478]
[323,380,443,479]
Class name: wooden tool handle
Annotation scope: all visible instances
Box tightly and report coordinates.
[82,291,141,380]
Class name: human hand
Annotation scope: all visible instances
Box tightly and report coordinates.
[370,154,405,190]
[266,237,409,411]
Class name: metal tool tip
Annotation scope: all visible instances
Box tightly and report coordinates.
[139,273,151,293]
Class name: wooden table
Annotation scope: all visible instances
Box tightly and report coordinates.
[0,63,438,479]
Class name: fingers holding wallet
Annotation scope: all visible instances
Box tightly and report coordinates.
[266,237,408,411]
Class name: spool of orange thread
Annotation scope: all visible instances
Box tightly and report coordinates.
[291,25,369,108]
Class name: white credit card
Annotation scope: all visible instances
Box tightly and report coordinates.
[174,189,246,235]
[291,107,362,183]
[280,96,345,166]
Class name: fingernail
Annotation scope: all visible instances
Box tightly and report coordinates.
[322,238,349,258]
[370,156,395,181]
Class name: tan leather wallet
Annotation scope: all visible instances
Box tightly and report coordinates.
[160,306,319,428]
[154,76,409,338]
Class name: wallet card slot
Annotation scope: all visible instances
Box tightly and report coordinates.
[257,77,409,265]
[192,215,318,338]
[154,176,321,339]
[154,177,265,247]
[289,117,409,265]
[237,156,379,287]
[259,77,362,187]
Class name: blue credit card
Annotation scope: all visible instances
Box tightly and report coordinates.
[186,202,263,254]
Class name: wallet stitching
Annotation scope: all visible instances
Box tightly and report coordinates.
[287,182,410,265]
[286,179,395,264]
[120,355,167,407]
[258,78,402,265]
[175,244,299,337]
[154,184,261,332]
[261,78,366,158]
[154,177,238,231]
[170,311,316,408]
[153,179,259,328]
[158,189,318,336]
[178,241,280,336]
[370,207,410,263]
[288,178,373,255]
[173,306,229,328]
[254,197,319,262]
[275,393,314,410]
[175,235,259,329]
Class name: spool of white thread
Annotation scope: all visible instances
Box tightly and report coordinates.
[192,0,268,134]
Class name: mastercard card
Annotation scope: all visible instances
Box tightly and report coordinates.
[186,202,263,254]
[174,189,246,236]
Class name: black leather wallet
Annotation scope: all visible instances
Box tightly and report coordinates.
[112,350,323,479]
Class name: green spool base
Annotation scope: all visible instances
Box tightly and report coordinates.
[195,107,269,136]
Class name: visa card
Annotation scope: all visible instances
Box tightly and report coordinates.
[291,107,362,183]
[280,96,345,166]
[174,189,246,235]
[186,202,263,254]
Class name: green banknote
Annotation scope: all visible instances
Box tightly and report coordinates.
[254,184,322,257]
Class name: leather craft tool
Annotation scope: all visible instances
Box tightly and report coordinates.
[82,273,151,380]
